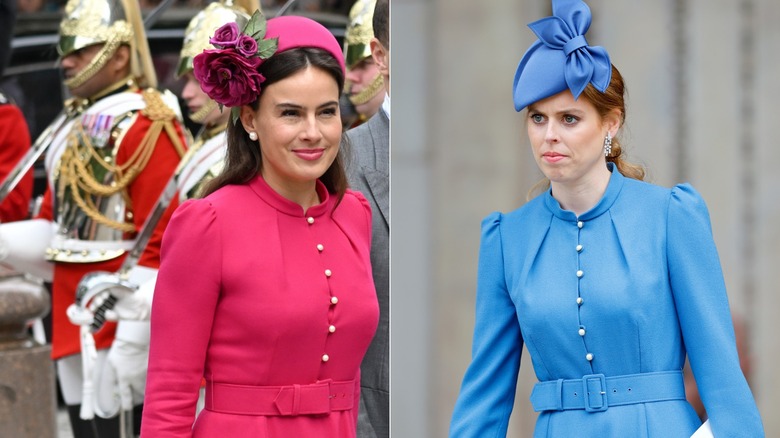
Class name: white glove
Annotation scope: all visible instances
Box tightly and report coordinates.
[95,321,150,416]
[105,293,151,322]
[67,302,95,326]
[67,284,116,326]
[104,273,156,322]
[0,219,54,281]
[108,337,149,412]
[72,266,157,324]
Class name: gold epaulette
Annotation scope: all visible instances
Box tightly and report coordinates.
[141,88,176,122]
[138,88,187,158]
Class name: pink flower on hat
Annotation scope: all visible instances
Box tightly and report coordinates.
[193,49,264,108]
[236,35,259,58]
[193,11,279,121]
[208,22,241,49]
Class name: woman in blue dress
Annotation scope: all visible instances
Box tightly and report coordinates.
[449,1,764,437]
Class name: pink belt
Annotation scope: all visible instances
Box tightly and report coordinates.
[204,379,355,416]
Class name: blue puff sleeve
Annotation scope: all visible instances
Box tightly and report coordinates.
[666,184,764,437]
[450,212,523,438]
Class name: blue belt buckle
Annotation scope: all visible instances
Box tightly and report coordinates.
[582,373,608,412]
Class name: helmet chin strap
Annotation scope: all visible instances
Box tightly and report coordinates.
[64,41,120,91]
[348,73,384,106]
[189,99,218,124]
[63,22,132,92]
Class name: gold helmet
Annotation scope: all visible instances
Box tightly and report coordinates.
[177,0,260,78]
[343,0,377,70]
[57,0,156,90]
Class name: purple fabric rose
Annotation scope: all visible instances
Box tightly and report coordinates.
[209,22,240,49]
[193,49,266,107]
[237,35,258,58]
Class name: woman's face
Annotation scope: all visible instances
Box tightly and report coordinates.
[243,66,342,193]
[181,72,226,127]
[526,90,619,187]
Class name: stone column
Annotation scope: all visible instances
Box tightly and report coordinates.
[0,269,56,437]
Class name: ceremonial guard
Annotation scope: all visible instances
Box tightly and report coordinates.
[65,1,261,429]
[343,0,385,126]
[173,0,257,202]
[82,0,261,382]
[0,0,187,435]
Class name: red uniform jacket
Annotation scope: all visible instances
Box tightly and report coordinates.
[0,103,33,222]
[37,94,185,360]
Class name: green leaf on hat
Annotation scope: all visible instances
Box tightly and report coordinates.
[242,10,277,59]
[230,107,241,126]
[257,38,279,59]
[244,10,267,41]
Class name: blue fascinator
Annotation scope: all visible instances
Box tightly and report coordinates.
[513,0,612,111]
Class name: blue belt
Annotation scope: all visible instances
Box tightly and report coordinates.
[530,370,686,413]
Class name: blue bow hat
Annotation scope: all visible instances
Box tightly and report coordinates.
[513,0,612,111]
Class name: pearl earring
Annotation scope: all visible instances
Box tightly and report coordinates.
[603,132,613,157]
[248,131,258,141]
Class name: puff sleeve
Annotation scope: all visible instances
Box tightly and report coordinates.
[666,184,764,437]
[450,212,523,438]
[349,188,374,249]
[141,199,222,437]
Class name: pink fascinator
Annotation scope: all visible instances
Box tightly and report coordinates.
[193,13,344,124]
[265,15,345,77]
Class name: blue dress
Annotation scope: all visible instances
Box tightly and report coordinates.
[450,164,764,437]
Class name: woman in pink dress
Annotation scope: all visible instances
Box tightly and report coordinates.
[141,14,379,437]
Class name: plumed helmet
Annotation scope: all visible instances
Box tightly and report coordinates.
[57,0,157,89]
[177,0,260,78]
[57,0,130,57]
[343,0,376,70]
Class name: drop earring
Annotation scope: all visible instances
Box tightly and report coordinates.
[603,132,612,157]
[248,131,258,141]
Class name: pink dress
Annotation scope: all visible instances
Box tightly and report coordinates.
[141,175,379,437]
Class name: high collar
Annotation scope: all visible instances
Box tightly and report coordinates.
[248,174,332,218]
[198,122,228,142]
[544,162,625,222]
[88,76,137,103]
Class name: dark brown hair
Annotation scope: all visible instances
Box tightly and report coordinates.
[373,0,389,50]
[201,47,349,201]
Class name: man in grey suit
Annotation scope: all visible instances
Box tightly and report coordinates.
[346,0,389,436]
